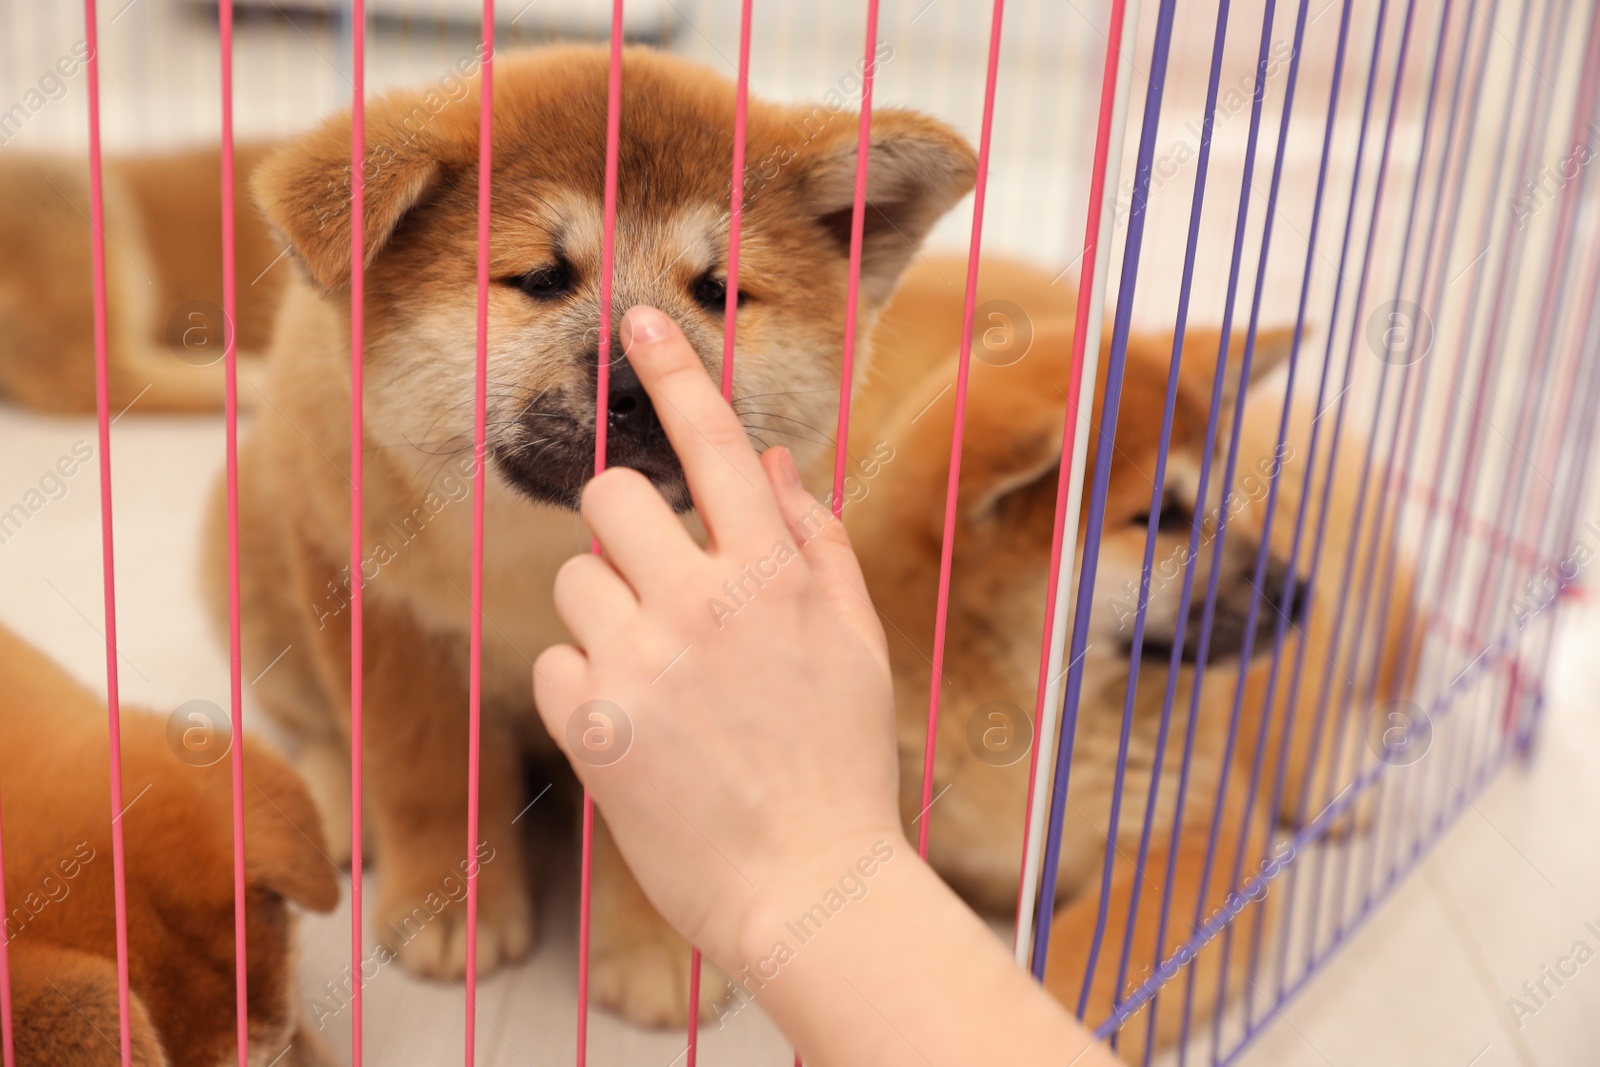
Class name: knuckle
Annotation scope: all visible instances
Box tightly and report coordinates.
[792,505,842,548]
[817,518,854,552]
[656,352,707,386]
[698,414,753,455]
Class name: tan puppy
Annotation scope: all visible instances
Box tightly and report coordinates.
[846,258,1417,1060]
[0,622,339,1066]
[207,45,976,1024]
[0,145,287,414]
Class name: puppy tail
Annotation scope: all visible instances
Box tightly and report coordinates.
[104,342,268,416]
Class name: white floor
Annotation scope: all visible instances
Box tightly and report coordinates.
[3,0,1599,1063]
[3,405,1599,1065]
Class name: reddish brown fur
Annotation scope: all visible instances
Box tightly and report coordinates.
[0,623,339,1066]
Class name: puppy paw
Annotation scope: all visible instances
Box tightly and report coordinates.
[376,872,535,979]
[592,926,728,1028]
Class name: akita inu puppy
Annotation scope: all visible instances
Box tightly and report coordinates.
[206,46,977,1024]
[0,144,287,414]
[0,621,339,1067]
[847,257,1417,1060]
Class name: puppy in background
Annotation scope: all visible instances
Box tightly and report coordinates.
[0,621,339,1066]
[0,144,286,414]
[208,45,976,1024]
[845,258,1417,1060]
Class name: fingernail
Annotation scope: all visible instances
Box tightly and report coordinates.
[622,306,671,350]
[774,447,804,490]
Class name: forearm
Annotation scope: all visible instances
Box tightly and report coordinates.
[726,833,1119,1067]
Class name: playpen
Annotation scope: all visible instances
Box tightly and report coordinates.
[0,0,1597,1063]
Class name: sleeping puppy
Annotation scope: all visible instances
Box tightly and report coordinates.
[206,45,976,1023]
[0,621,339,1066]
[846,258,1417,1060]
[0,145,287,414]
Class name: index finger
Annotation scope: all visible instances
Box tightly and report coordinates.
[619,305,789,550]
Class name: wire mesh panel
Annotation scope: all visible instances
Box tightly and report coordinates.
[1018,0,1600,1061]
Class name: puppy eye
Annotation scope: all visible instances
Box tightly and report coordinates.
[1158,505,1192,532]
[690,271,745,313]
[510,260,577,301]
[1133,494,1193,533]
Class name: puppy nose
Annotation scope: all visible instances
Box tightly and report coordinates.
[1287,575,1313,627]
[1273,572,1312,630]
[1264,557,1312,629]
[606,362,662,438]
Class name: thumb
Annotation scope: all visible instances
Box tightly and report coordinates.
[761,447,889,664]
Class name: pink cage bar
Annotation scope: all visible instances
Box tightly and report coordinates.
[0,0,1596,1063]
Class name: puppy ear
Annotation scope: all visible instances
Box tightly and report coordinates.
[241,745,342,913]
[795,108,978,307]
[252,94,457,293]
[890,350,1066,524]
[1164,324,1301,411]
[961,420,1064,523]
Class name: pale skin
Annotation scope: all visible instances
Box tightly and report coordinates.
[533,305,1120,1067]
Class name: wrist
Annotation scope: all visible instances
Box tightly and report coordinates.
[730,828,916,974]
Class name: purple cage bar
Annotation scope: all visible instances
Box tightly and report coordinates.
[1028,0,1600,1062]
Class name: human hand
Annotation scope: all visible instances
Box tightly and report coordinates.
[532,305,904,973]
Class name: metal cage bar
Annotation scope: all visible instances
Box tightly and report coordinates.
[1030,0,1182,977]
[82,0,137,1062]
[348,2,368,1061]
[3,1,1594,1064]
[1027,0,1600,1062]
[1014,0,1141,970]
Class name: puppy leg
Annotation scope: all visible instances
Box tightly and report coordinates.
[296,737,356,866]
[105,341,250,415]
[0,160,251,416]
[591,817,728,1027]
[343,600,534,979]
[1043,816,1276,1064]
[203,474,356,863]
[9,943,168,1067]
[1242,644,1377,839]
[1267,689,1376,838]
